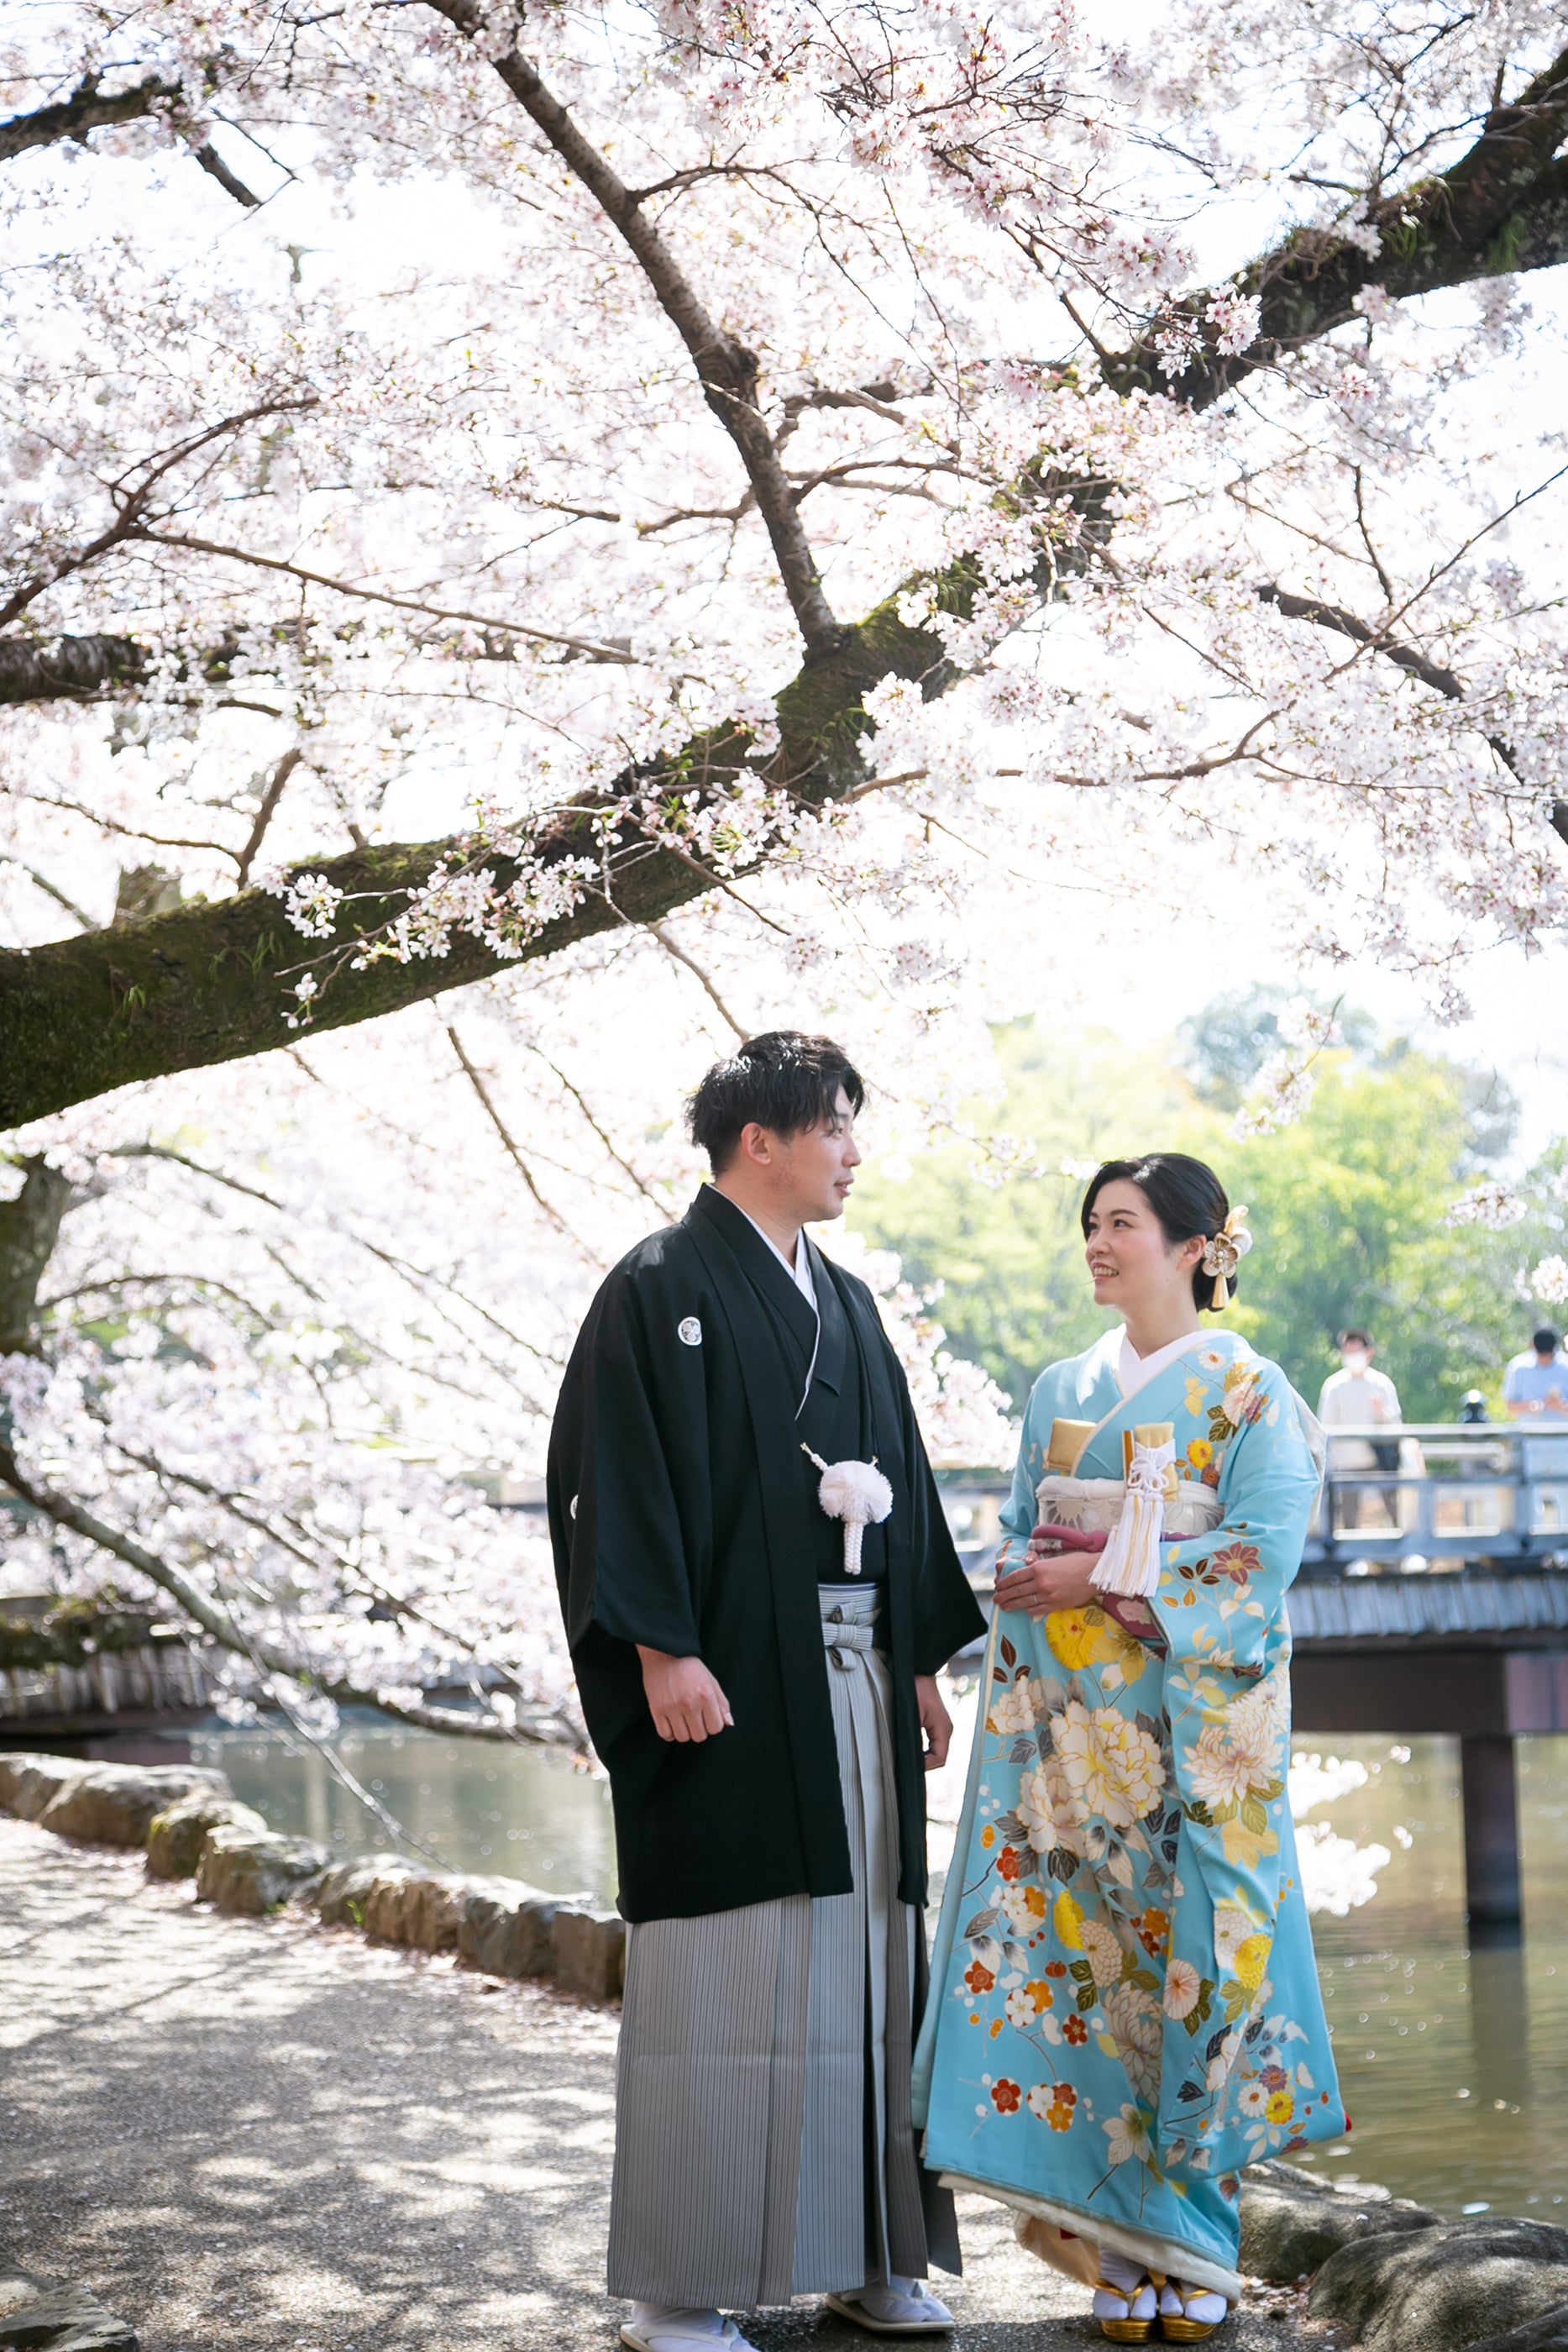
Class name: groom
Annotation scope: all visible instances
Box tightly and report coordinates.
[548,1031,983,2352]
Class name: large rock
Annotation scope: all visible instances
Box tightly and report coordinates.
[362,1866,473,1951]
[196,1824,330,1915]
[39,1764,230,1850]
[1240,2155,1440,2281]
[0,2266,138,2352]
[1466,2312,1568,2352]
[0,1756,86,1821]
[308,1857,470,1950]
[1308,2216,1568,2352]
[144,1792,269,1879]
[552,1904,626,2001]
[458,1878,559,1979]
[313,1856,414,1928]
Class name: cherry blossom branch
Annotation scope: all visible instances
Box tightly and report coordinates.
[0,1434,577,1747]
[0,633,149,706]
[647,923,747,1039]
[424,0,843,658]
[3,491,1073,1120]
[0,858,97,931]
[0,71,180,160]
[443,1023,580,1244]
[191,140,260,208]
[0,396,320,632]
[134,527,641,664]
[523,1042,679,1220]
[234,748,303,888]
[1107,39,1568,410]
[1257,583,1560,822]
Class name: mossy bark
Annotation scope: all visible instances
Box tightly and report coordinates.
[0,496,1109,1127]
[0,1158,75,1352]
[1109,49,1568,410]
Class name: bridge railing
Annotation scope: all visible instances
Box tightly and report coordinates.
[1305,1423,1568,1570]
[938,1428,1568,1578]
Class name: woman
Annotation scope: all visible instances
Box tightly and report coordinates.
[914,1155,1343,2342]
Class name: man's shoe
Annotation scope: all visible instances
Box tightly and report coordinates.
[621,2307,759,2352]
[825,2279,954,2334]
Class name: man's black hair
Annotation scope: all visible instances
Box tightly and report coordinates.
[1340,1329,1374,1351]
[1534,1326,1561,1356]
[687,1031,864,1173]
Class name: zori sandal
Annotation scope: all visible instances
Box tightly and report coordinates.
[1157,2280,1229,2341]
[1092,2272,1156,2344]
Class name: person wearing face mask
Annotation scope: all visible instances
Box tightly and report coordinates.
[1317,1332,1404,1528]
[914,1155,1342,2343]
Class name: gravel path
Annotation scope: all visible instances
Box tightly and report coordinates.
[1,1819,1328,2352]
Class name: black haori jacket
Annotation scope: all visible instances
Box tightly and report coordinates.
[548,1184,985,1923]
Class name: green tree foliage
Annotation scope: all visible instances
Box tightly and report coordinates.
[852,1005,1560,1428]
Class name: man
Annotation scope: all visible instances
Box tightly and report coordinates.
[1503,1327,1568,1423]
[1317,1331,1403,1528]
[548,1032,984,2352]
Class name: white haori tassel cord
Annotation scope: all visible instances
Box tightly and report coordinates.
[1089,1436,1175,1599]
[802,1446,893,1575]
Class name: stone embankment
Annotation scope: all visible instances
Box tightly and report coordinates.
[0,1752,626,2000]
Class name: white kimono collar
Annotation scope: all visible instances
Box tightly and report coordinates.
[1116,1324,1206,1400]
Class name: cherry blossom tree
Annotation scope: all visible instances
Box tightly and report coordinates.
[3,0,1567,1736]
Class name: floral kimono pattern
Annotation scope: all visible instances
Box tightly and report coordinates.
[914,1328,1345,2288]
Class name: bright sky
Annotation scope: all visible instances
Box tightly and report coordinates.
[1054,892,1568,1167]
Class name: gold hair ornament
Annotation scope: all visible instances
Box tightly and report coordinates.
[1201,1205,1253,1313]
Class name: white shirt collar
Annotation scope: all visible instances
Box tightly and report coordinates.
[738,1207,816,1310]
[1117,1325,1203,1399]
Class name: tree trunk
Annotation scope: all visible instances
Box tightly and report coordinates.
[0,1158,76,1354]
[0,533,1095,1125]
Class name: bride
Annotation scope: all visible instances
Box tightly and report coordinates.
[914,1154,1342,2343]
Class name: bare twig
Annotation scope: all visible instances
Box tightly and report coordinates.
[426,0,843,658]
[0,857,97,931]
[234,747,303,886]
[648,921,748,1038]
[134,527,639,664]
[443,1023,577,1240]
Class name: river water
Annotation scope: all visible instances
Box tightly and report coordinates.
[193,1711,1568,2220]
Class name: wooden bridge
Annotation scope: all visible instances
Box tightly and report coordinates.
[943,1425,1568,1930]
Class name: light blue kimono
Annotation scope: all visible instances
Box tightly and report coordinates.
[914,1327,1344,2294]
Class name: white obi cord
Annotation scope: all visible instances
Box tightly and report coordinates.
[802,1446,894,1575]
[1091,1435,1176,1598]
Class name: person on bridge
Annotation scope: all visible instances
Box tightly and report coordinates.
[1502,1326,1568,1423]
[1316,1331,1403,1529]
[915,1153,1343,2344]
[548,1032,984,2352]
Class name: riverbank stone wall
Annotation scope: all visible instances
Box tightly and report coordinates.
[0,1751,625,2001]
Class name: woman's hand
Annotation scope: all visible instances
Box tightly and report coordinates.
[992,1525,1108,1619]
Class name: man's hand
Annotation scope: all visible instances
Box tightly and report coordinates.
[993,1525,1107,1619]
[637,1646,734,1743]
[915,1672,952,1772]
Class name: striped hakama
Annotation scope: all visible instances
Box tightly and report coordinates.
[607,1586,945,2308]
